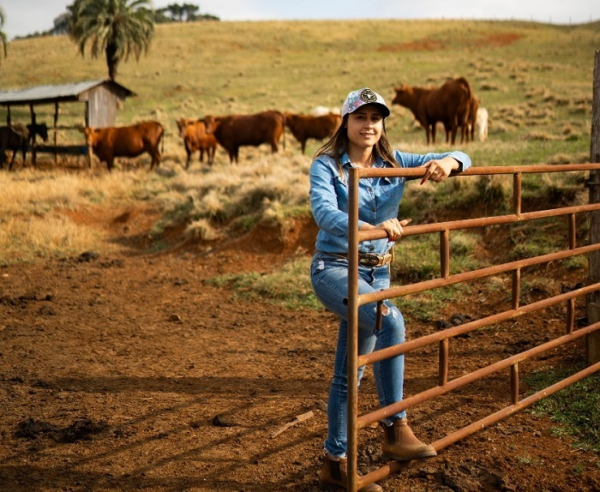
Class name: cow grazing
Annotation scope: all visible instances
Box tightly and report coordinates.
[0,123,30,170]
[175,118,217,169]
[459,96,480,143]
[27,122,49,144]
[310,106,341,117]
[83,121,164,171]
[204,110,286,164]
[392,77,473,145]
[284,112,342,154]
[475,107,489,142]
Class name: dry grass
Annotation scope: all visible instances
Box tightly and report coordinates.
[0,215,109,263]
[0,19,597,262]
[0,169,156,263]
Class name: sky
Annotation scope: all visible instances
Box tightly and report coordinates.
[2,0,599,40]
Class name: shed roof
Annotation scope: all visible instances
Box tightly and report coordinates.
[0,79,135,106]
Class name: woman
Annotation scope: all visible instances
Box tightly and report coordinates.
[310,87,471,491]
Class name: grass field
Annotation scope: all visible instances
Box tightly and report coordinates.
[0,18,598,260]
[1,19,598,163]
[1,18,598,460]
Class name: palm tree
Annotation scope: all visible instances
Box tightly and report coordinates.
[0,6,9,64]
[69,0,154,81]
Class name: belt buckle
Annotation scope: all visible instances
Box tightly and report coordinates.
[359,253,381,267]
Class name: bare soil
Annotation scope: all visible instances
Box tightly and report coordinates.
[1,205,598,492]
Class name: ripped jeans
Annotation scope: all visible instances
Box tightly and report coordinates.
[310,252,406,458]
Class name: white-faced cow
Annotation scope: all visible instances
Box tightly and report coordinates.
[83,121,164,171]
[284,112,342,154]
[475,107,489,142]
[392,77,473,145]
[310,106,341,117]
[204,111,285,164]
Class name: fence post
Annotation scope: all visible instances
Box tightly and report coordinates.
[587,50,600,364]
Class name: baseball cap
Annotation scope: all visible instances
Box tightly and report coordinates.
[341,87,391,119]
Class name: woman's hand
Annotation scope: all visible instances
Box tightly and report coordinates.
[379,218,412,242]
[420,157,460,184]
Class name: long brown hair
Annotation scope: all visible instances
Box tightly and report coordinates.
[313,110,400,180]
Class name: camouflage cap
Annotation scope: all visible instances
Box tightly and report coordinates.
[341,87,390,118]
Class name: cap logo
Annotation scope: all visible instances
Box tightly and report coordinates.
[360,88,378,103]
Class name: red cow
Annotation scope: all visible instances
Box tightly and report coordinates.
[0,124,30,170]
[284,112,342,154]
[392,77,473,145]
[175,118,217,169]
[83,121,164,171]
[204,110,285,163]
[461,96,480,143]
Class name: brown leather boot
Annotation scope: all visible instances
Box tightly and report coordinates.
[381,418,437,461]
[319,454,382,491]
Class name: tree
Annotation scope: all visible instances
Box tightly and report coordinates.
[52,13,73,35]
[69,0,154,81]
[153,3,219,24]
[0,6,8,64]
[165,3,184,22]
[181,3,200,22]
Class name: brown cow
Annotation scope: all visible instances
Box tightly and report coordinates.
[0,123,30,170]
[83,121,164,171]
[204,110,285,164]
[284,112,341,154]
[175,118,217,169]
[392,77,473,145]
[461,96,480,143]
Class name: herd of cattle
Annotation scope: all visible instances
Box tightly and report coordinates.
[0,77,488,171]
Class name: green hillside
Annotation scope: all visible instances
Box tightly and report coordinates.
[1,19,598,166]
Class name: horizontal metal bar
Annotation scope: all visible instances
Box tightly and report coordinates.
[356,321,600,428]
[432,361,600,451]
[358,242,600,306]
[359,282,600,366]
[356,163,600,179]
[358,202,600,243]
[358,361,600,488]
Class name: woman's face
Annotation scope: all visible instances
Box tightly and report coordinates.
[346,104,384,150]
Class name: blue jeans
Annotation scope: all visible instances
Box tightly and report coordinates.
[310,252,406,458]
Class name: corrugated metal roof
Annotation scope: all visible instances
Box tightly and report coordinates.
[0,79,135,105]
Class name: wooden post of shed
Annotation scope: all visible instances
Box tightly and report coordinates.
[29,104,37,166]
[54,102,59,163]
[587,50,600,364]
[85,101,92,168]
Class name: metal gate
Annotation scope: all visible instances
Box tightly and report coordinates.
[344,163,600,491]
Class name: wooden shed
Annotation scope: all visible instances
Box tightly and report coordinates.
[0,79,135,164]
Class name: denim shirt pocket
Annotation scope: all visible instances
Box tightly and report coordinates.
[380,176,404,202]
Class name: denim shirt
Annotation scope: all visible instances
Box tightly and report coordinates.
[309,149,471,255]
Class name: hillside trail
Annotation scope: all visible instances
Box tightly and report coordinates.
[0,204,598,492]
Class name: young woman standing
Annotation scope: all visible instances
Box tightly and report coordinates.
[310,87,471,491]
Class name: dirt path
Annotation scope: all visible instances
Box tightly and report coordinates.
[0,210,598,491]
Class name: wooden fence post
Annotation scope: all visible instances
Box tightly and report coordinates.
[587,50,600,364]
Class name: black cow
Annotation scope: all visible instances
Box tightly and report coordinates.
[0,124,30,170]
[27,122,49,144]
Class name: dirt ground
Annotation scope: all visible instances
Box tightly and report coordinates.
[1,205,599,492]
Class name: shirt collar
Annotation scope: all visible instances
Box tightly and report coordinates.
[340,151,387,168]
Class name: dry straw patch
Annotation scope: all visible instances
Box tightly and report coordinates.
[0,215,108,262]
[0,170,157,263]
[162,154,312,242]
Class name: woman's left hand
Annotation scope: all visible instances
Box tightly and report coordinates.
[420,157,460,184]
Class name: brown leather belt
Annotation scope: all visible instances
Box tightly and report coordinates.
[322,251,393,267]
